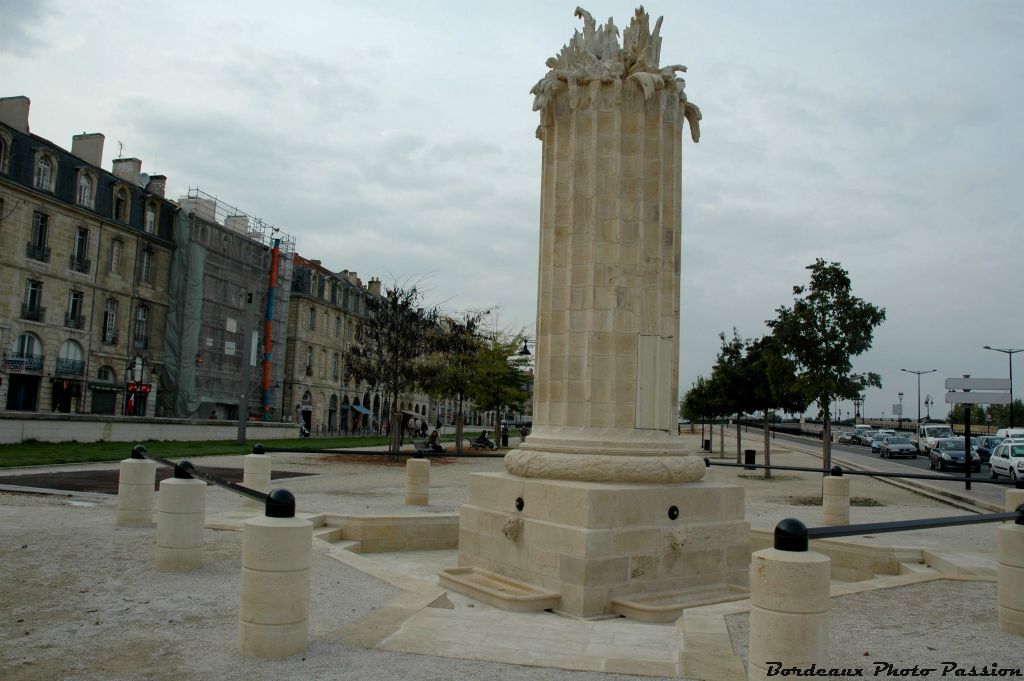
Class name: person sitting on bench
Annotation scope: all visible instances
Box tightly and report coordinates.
[428,428,443,453]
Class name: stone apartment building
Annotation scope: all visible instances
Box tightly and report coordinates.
[0,96,176,416]
[282,256,432,436]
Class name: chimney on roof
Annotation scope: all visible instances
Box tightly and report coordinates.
[0,96,30,133]
[145,174,167,197]
[71,133,105,167]
[368,277,381,296]
[112,157,142,185]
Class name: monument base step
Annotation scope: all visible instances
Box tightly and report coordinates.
[610,584,749,623]
[439,566,561,612]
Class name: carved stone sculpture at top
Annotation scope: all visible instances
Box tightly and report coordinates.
[530,6,702,142]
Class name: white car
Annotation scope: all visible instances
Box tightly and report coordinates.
[989,441,1024,481]
[915,424,954,454]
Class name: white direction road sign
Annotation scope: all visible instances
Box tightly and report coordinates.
[945,378,1010,391]
[945,377,1011,405]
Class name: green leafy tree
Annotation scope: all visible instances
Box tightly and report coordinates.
[426,314,485,453]
[767,259,885,471]
[985,400,1024,429]
[467,333,530,443]
[744,335,808,478]
[710,329,757,463]
[342,285,440,459]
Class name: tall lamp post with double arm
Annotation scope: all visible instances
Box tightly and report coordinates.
[982,346,1022,428]
[901,368,937,429]
[897,391,904,432]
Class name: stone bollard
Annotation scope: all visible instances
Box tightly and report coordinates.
[238,489,313,658]
[405,456,430,505]
[749,519,831,680]
[242,444,272,508]
[154,464,207,572]
[997,504,1024,636]
[117,450,157,527]
[822,469,850,527]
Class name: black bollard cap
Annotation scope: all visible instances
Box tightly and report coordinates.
[265,489,296,518]
[252,443,266,455]
[774,517,809,552]
[131,444,148,460]
[174,460,195,479]
[703,457,711,468]
[829,465,844,477]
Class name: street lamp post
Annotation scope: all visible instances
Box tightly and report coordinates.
[925,395,933,420]
[897,391,904,432]
[982,346,1022,428]
[900,368,937,429]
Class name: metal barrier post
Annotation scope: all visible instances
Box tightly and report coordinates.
[822,466,850,527]
[116,445,157,527]
[405,457,431,505]
[242,443,272,508]
[154,460,207,571]
[996,504,1024,636]
[238,489,313,658]
[748,519,831,680]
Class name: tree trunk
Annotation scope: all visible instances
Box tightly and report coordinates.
[822,409,832,473]
[735,413,742,464]
[763,410,772,479]
[455,400,465,455]
[388,398,401,461]
[719,420,725,458]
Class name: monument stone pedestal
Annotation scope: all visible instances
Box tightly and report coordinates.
[458,472,748,618]
[447,8,748,618]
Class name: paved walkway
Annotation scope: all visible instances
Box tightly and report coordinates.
[0,432,1020,680]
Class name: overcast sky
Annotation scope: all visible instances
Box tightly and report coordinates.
[4,1,1022,420]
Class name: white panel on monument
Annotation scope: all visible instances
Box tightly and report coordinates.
[453,7,749,619]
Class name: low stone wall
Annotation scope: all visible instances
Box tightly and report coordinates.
[0,413,300,444]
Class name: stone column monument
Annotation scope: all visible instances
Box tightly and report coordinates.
[446,7,749,619]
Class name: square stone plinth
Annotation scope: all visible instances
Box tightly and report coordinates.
[455,472,750,618]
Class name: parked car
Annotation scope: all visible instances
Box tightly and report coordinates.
[928,437,981,472]
[852,430,877,446]
[989,441,1024,481]
[880,436,916,458]
[915,424,955,453]
[974,436,1004,464]
[995,428,1024,440]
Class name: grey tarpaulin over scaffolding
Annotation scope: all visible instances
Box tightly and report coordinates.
[159,210,205,418]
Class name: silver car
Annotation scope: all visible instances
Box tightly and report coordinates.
[880,436,916,459]
[989,441,1024,481]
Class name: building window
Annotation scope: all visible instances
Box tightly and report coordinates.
[65,290,85,329]
[77,174,93,208]
[34,154,55,191]
[134,304,149,349]
[308,306,316,331]
[144,204,156,234]
[22,279,45,322]
[12,333,43,371]
[27,211,50,262]
[108,238,123,275]
[70,226,90,273]
[0,133,10,174]
[139,249,154,286]
[305,346,313,375]
[114,188,129,222]
[103,298,118,344]
[332,352,339,380]
[335,315,341,337]
[56,340,85,376]
[97,365,116,382]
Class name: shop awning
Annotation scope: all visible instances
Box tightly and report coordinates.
[352,404,371,415]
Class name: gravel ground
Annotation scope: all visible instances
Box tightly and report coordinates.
[0,436,1018,680]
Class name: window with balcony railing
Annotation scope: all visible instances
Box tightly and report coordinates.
[68,254,91,273]
[134,334,149,350]
[5,353,44,372]
[56,357,85,375]
[64,312,85,329]
[20,303,45,322]
[25,241,51,262]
